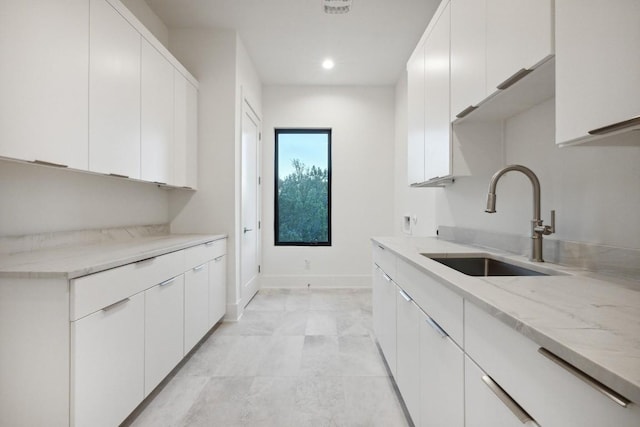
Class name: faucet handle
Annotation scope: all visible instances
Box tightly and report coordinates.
[535,210,555,235]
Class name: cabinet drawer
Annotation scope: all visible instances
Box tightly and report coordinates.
[372,242,397,279]
[185,239,226,270]
[396,258,463,346]
[465,302,640,427]
[71,250,185,320]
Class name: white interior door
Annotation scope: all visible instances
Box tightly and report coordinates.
[240,100,260,308]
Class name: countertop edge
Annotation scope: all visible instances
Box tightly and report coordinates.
[0,234,227,280]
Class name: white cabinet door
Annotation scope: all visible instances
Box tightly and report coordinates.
[419,313,463,427]
[396,290,421,425]
[174,71,198,189]
[407,41,426,185]
[465,356,538,427]
[89,0,141,178]
[72,292,144,427]
[208,255,226,327]
[485,0,553,92]
[0,0,88,169]
[144,275,184,396]
[184,262,210,353]
[556,0,640,145]
[141,38,174,184]
[450,0,486,120]
[373,265,397,377]
[423,1,451,181]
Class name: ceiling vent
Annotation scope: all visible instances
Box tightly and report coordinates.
[323,0,352,14]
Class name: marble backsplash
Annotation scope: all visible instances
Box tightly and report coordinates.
[437,226,640,280]
[0,224,170,255]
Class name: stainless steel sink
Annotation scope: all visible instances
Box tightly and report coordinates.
[424,255,552,277]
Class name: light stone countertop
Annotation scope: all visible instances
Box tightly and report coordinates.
[372,235,640,406]
[0,233,226,280]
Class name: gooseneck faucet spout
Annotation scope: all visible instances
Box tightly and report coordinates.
[485,165,555,262]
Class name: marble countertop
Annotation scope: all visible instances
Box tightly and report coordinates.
[372,235,640,405]
[0,233,226,280]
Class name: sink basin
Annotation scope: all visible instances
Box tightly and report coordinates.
[424,255,552,277]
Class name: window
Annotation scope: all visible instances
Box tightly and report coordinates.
[275,129,331,246]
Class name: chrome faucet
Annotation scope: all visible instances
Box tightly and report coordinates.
[485,165,555,262]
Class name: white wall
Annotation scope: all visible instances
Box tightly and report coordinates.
[0,160,169,237]
[393,73,438,237]
[261,85,395,288]
[120,0,169,47]
[167,29,263,318]
[432,98,640,250]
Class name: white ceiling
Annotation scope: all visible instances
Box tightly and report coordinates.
[145,0,440,85]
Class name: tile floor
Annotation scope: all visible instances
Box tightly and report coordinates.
[125,288,410,427]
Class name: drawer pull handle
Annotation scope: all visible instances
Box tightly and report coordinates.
[377,244,385,250]
[382,273,391,283]
[136,256,156,264]
[538,348,630,408]
[425,316,448,338]
[193,264,206,272]
[205,241,216,247]
[32,159,68,168]
[108,172,129,179]
[102,298,130,312]
[588,115,640,135]
[159,277,176,286]
[481,374,535,424]
[214,255,225,262]
[399,289,411,302]
[456,105,478,119]
[496,68,532,90]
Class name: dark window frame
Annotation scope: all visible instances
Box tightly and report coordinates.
[274,128,332,246]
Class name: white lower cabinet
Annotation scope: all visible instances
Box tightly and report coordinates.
[372,263,397,377]
[72,292,145,427]
[184,262,210,353]
[465,301,640,427]
[209,254,227,327]
[419,312,463,427]
[144,275,185,396]
[465,355,539,427]
[395,290,421,425]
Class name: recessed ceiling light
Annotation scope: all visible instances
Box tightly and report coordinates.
[322,59,335,70]
[323,0,352,14]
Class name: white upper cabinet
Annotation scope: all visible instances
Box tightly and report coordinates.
[423,1,451,181]
[89,0,141,178]
[141,39,175,184]
[0,0,89,169]
[450,0,553,121]
[485,0,554,92]
[555,0,640,145]
[450,0,486,121]
[174,70,199,189]
[407,40,426,185]
[406,0,452,186]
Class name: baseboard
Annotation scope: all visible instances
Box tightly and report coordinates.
[260,274,372,289]
[223,301,242,322]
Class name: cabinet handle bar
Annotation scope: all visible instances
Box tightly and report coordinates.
[32,159,68,168]
[159,277,176,286]
[205,241,216,246]
[102,297,130,312]
[537,348,630,407]
[456,105,478,119]
[425,316,448,338]
[496,68,532,90]
[193,264,206,272]
[214,255,225,262]
[588,115,640,135]
[481,374,535,424]
[399,289,411,302]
